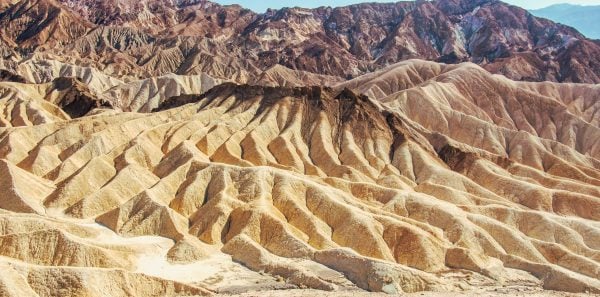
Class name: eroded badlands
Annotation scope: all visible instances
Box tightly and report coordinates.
[0,60,598,296]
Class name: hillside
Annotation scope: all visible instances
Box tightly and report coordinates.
[1,0,600,83]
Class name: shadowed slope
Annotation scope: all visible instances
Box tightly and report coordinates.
[338,60,600,161]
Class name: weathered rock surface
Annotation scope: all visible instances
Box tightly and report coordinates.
[0,61,598,295]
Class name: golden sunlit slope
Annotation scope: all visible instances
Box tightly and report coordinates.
[0,59,226,117]
[338,60,600,162]
[1,57,346,114]
[0,66,598,295]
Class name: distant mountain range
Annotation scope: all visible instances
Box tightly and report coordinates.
[531,3,600,40]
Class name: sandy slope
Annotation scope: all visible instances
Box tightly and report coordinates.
[0,59,598,296]
[217,289,596,297]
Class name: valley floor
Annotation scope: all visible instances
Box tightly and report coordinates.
[217,289,598,297]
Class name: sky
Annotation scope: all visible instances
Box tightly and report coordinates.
[213,0,600,12]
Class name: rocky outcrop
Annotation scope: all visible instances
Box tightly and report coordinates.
[0,69,26,82]
[47,77,113,118]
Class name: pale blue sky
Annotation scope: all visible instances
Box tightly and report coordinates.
[213,0,600,12]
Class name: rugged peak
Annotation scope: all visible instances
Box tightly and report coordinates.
[51,76,85,90]
[434,0,498,14]
[0,0,92,50]
[154,83,332,111]
[1,0,599,82]
[154,82,379,113]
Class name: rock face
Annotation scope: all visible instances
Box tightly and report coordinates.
[0,0,599,296]
[0,0,600,83]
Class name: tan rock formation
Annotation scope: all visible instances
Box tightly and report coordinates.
[0,62,598,295]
